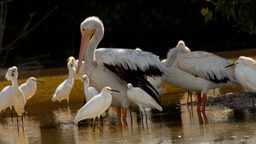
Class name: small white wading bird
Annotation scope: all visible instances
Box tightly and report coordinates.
[19,76,42,104]
[74,86,119,132]
[225,56,256,110]
[0,66,25,117]
[127,83,163,116]
[82,74,99,102]
[76,16,167,120]
[156,40,238,112]
[52,57,76,104]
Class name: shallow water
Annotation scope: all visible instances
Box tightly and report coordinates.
[1,68,256,144]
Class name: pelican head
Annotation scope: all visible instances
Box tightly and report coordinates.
[176,40,191,52]
[77,16,104,74]
[5,66,18,81]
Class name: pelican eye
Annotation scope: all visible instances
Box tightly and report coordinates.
[82,28,85,31]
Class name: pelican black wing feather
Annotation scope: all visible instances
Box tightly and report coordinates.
[104,63,160,104]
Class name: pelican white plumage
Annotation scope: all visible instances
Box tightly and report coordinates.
[159,40,238,111]
[225,56,256,109]
[19,77,42,104]
[127,83,163,115]
[52,57,76,104]
[0,66,25,117]
[76,16,167,120]
[82,74,99,102]
[74,86,119,132]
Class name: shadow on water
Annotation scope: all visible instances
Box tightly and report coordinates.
[1,67,256,143]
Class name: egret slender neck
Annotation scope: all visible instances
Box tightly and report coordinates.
[68,66,75,79]
[11,78,19,88]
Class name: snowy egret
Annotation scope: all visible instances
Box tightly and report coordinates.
[52,57,76,104]
[127,83,162,116]
[157,40,238,111]
[0,66,25,117]
[76,16,167,120]
[225,56,256,110]
[74,86,119,132]
[19,77,42,104]
[82,74,99,102]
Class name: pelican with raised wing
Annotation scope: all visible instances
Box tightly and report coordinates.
[159,41,238,112]
[76,16,166,120]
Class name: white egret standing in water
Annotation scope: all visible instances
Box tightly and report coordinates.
[74,86,119,132]
[76,16,167,120]
[19,76,42,104]
[52,57,76,105]
[0,66,25,117]
[225,56,256,111]
[127,83,162,117]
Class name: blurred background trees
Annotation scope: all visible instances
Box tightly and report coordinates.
[0,0,255,68]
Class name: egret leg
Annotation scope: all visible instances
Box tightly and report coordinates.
[197,92,202,112]
[92,118,96,132]
[252,94,255,120]
[129,106,133,126]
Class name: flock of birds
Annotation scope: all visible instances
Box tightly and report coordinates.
[0,16,256,132]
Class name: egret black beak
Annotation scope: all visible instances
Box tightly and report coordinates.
[34,79,44,84]
[110,89,120,93]
[225,62,237,68]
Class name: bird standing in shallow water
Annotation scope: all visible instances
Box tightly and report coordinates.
[155,40,238,112]
[52,57,76,105]
[19,76,42,104]
[0,66,25,117]
[127,83,162,116]
[74,86,119,132]
[76,16,166,120]
[225,56,256,110]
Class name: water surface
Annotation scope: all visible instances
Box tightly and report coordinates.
[0,67,256,144]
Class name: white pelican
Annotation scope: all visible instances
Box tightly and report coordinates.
[82,74,99,102]
[0,66,25,117]
[52,57,76,104]
[19,76,42,104]
[127,83,163,115]
[74,86,119,132]
[159,40,238,111]
[76,16,167,120]
[225,56,256,109]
